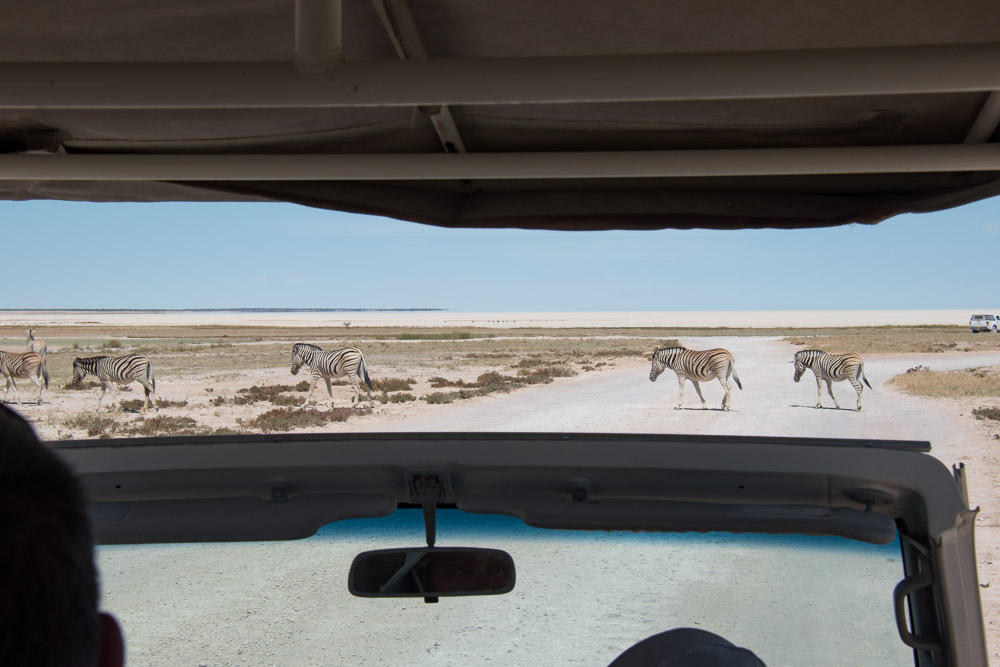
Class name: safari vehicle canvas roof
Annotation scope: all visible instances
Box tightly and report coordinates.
[4,2,994,665]
[2,0,1000,231]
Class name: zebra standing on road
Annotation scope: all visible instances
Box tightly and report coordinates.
[0,351,49,405]
[72,353,159,413]
[649,346,742,411]
[793,349,872,411]
[26,329,47,357]
[290,343,374,408]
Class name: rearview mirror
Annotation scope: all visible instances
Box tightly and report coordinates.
[349,547,515,600]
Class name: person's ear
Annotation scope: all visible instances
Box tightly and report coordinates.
[96,612,125,667]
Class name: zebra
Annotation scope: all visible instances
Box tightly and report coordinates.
[290,343,374,408]
[0,351,49,405]
[72,353,158,413]
[793,349,872,411]
[26,329,47,357]
[649,346,742,411]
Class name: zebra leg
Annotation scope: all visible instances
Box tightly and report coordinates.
[96,381,108,412]
[825,379,841,409]
[137,379,155,413]
[719,378,732,411]
[2,374,10,403]
[675,374,686,409]
[691,380,708,409]
[813,373,823,408]
[7,376,21,405]
[108,380,122,412]
[850,379,864,411]
[304,376,319,406]
[348,375,362,407]
[29,375,43,404]
[324,378,335,408]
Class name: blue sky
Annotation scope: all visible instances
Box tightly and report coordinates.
[3,196,998,311]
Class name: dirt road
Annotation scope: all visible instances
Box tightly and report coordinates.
[96,337,1000,666]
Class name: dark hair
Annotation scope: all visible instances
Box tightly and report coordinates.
[0,405,100,666]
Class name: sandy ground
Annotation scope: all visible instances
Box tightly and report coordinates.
[43,332,995,666]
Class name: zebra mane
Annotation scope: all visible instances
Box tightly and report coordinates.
[653,346,686,358]
[293,342,322,353]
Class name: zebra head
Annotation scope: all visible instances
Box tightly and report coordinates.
[71,358,86,385]
[290,349,305,375]
[290,343,318,375]
[793,351,809,382]
[649,347,681,382]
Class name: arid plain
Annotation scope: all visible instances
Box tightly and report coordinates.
[2,310,999,665]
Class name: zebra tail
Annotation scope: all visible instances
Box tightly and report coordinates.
[360,353,374,391]
[41,358,50,388]
[861,368,872,390]
[149,363,156,392]
[731,364,743,390]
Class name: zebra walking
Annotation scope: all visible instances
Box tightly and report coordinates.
[72,353,158,413]
[290,343,374,408]
[26,329,46,357]
[0,351,49,405]
[649,346,742,411]
[793,349,872,411]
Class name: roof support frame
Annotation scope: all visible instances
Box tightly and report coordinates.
[3,144,1000,181]
[3,43,1000,109]
[294,0,343,73]
[370,0,468,153]
[964,91,1000,144]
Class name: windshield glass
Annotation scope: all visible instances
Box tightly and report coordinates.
[4,197,999,664]
[98,510,909,666]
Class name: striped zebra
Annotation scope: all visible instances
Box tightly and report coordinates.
[649,346,743,411]
[72,353,159,413]
[793,349,872,411]
[290,343,374,408]
[26,329,47,356]
[0,351,49,405]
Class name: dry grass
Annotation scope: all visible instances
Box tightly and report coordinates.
[885,366,1000,398]
[783,327,1000,354]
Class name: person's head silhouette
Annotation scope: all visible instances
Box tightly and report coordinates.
[0,405,124,667]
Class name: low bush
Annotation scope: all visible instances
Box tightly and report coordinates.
[384,392,416,403]
[235,384,304,405]
[374,377,415,392]
[973,406,1000,421]
[63,380,100,391]
[124,416,200,437]
[119,398,187,411]
[62,413,120,438]
[238,407,354,432]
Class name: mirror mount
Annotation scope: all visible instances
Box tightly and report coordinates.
[410,472,447,548]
